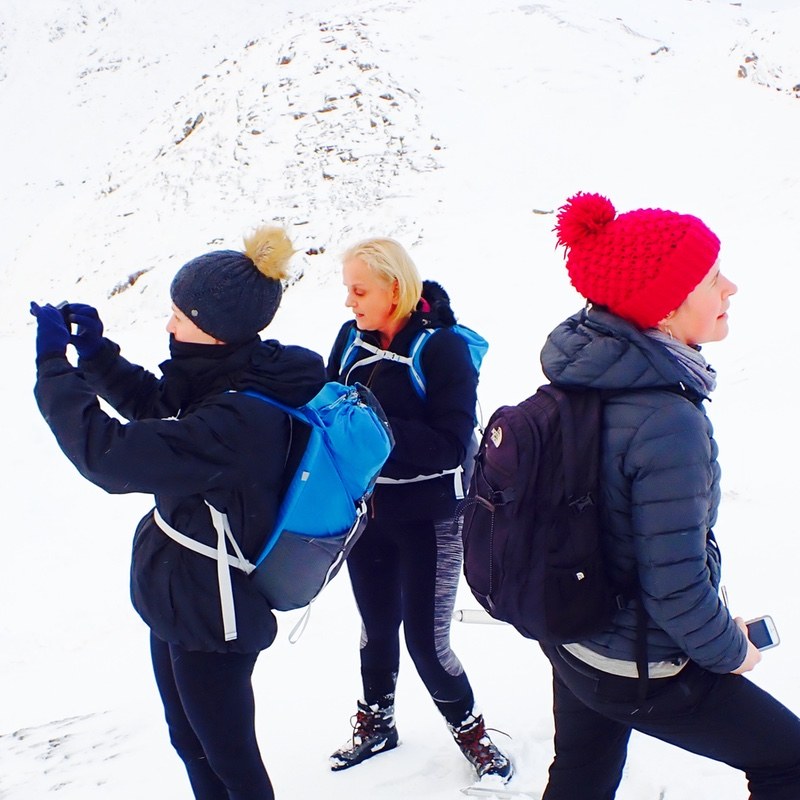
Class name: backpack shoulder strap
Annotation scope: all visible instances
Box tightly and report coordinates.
[546,385,649,689]
[540,385,602,508]
[338,324,362,376]
[407,328,436,398]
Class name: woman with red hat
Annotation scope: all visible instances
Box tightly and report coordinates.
[537,192,800,798]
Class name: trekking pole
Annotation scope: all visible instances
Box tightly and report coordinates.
[452,609,509,625]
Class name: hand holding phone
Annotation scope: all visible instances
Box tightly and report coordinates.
[746,615,780,651]
[56,301,76,334]
[720,586,780,653]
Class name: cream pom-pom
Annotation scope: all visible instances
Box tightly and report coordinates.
[243,225,296,281]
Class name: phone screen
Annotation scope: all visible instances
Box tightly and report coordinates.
[747,618,775,650]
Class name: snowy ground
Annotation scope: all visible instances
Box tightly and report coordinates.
[2,0,800,797]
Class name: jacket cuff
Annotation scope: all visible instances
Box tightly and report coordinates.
[35,352,70,368]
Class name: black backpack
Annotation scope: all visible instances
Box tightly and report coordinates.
[460,384,626,644]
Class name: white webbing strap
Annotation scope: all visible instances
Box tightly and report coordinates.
[153,504,255,642]
[287,500,367,645]
[348,337,413,364]
[342,335,425,392]
[376,465,465,499]
[344,340,411,370]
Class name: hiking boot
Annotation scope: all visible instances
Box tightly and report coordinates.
[447,712,513,782]
[330,700,399,771]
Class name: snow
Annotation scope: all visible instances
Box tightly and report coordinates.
[2,0,800,797]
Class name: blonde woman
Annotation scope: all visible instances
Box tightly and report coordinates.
[326,238,513,784]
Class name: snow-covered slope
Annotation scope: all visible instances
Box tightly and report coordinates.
[2,1,800,798]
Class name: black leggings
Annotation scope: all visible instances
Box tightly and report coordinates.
[346,516,473,723]
[150,633,274,800]
[541,643,800,800]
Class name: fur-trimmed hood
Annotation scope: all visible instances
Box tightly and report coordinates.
[419,279,457,327]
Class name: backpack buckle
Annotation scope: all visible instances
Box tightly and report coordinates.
[569,493,594,513]
[490,488,515,506]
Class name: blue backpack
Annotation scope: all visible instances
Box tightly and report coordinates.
[155,382,393,641]
[337,323,488,499]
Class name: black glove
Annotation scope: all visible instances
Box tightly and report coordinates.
[30,302,70,362]
[63,302,105,360]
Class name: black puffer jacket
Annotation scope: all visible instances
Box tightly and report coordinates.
[541,307,747,673]
[34,335,326,653]
[327,281,478,522]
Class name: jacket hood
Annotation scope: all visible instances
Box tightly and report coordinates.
[541,306,708,397]
[419,280,457,327]
[239,338,326,406]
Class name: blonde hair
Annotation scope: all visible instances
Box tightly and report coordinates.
[343,238,422,320]
[243,225,295,281]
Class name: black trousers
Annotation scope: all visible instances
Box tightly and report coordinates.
[541,643,800,800]
[347,516,473,723]
[150,633,274,800]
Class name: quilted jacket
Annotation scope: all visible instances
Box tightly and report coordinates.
[541,306,747,673]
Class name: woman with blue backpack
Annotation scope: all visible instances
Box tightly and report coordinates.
[326,237,513,784]
[537,192,800,798]
[30,227,327,800]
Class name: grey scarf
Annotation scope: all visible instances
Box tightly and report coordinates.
[644,329,717,395]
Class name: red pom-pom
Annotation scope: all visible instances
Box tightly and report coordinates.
[555,192,616,249]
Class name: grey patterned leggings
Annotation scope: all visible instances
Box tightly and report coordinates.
[346,515,474,723]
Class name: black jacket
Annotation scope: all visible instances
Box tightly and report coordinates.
[34,335,326,653]
[327,281,478,522]
[541,307,747,672]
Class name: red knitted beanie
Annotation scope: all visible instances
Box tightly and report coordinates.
[554,192,720,329]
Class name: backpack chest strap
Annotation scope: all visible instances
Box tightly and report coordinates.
[341,331,431,397]
[353,339,413,364]
[154,504,255,642]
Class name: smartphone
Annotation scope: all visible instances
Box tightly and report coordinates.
[56,301,77,334]
[746,615,780,651]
